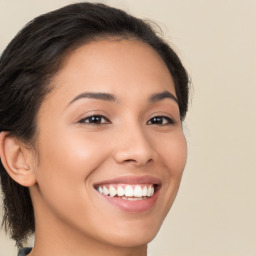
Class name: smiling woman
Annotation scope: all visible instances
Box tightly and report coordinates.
[0,2,189,256]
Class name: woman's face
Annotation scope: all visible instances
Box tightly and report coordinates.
[31,39,187,248]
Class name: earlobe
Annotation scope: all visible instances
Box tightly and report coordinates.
[0,131,36,187]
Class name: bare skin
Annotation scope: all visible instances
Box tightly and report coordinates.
[0,39,187,256]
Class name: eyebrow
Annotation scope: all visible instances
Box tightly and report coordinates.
[68,92,116,105]
[68,90,178,106]
[149,91,178,104]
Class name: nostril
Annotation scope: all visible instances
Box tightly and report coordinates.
[123,158,153,166]
[124,159,135,162]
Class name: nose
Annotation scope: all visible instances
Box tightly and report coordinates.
[113,124,156,167]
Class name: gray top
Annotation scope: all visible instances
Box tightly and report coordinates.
[17,248,32,256]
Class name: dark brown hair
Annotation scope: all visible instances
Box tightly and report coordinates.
[0,2,189,247]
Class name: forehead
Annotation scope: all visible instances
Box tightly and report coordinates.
[49,39,176,102]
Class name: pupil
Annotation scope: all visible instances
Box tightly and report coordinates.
[90,116,101,123]
[153,117,162,124]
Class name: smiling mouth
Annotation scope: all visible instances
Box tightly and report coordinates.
[94,184,158,200]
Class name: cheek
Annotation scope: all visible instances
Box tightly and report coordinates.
[144,130,187,226]
[154,130,187,203]
[32,129,114,228]
[155,130,187,176]
[34,128,112,193]
[169,134,187,175]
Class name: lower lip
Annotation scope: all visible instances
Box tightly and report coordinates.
[98,189,160,213]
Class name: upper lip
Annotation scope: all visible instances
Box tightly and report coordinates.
[93,175,161,186]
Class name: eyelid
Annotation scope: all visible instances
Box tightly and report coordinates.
[76,110,111,125]
[79,115,110,124]
[148,110,177,122]
[147,115,175,125]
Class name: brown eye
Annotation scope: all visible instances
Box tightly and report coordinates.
[79,115,110,125]
[147,116,174,125]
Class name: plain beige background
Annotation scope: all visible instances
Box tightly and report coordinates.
[0,0,255,255]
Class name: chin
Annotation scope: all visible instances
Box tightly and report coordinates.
[104,229,159,248]
[96,215,164,248]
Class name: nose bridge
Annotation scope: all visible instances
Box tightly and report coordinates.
[113,120,155,166]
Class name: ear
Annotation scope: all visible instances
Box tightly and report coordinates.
[0,131,36,187]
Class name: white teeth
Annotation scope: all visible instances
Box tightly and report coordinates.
[133,185,143,197]
[117,186,125,196]
[96,184,156,198]
[109,185,117,197]
[147,186,152,197]
[142,186,147,196]
[125,185,134,197]
[103,186,109,196]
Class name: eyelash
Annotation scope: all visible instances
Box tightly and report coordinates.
[147,116,175,125]
[78,115,110,125]
[78,115,175,126]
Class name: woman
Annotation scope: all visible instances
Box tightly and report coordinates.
[0,2,189,256]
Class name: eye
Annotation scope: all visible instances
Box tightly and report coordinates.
[78,115,110,125]
[147,116,175,125]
